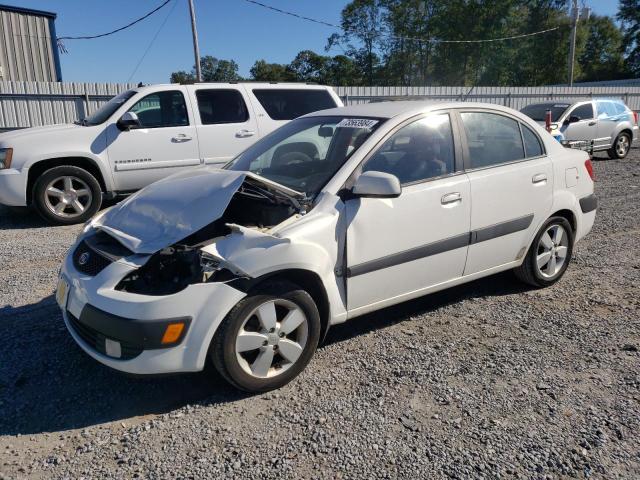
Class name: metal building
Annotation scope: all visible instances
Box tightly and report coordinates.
[0,4,62,82]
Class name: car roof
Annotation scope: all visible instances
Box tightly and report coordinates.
[303,100,522,120]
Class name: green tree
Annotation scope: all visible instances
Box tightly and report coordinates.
[328,0,386,85]
[170,70,195,84]
[170,56,241,83]
[618,0,640,76]
[287,50,331,83]
[578,15,626,81]
[249,60,294,81]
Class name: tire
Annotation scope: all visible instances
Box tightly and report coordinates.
[211,281,321,392]
[32,166,102,225]
[607,132,631,159]
[514,216,574,288]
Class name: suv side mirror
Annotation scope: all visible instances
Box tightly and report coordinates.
[117,111,141,131]
[352,171,401,198]
[564,115,581,125]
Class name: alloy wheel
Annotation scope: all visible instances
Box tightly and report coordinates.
[235,299,309,379]
[616,135,629,157]
[536,224,569,279]
[44,176,93,218]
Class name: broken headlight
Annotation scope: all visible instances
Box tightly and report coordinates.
[115,246,240,296]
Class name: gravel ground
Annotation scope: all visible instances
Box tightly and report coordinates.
[1,149,639,479]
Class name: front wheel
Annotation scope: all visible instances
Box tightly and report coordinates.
[608,132,631,159]
[211,281,321,392]
[33,166,102,225]
[514,216,574,288]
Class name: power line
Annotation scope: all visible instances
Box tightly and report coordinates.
[58,0,172,41]
[127,0,178,83]
[241,0,560,44]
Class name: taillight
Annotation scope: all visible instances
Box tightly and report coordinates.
[584,159,595,181]
[634,111,639,125]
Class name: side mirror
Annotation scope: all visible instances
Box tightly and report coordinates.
[352,171,401,198]
[117,111,141,131]
[564,115,581,125]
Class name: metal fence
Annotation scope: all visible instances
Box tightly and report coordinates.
[334,86,640,111]
[1,81,639,131]
[0,81,135,131]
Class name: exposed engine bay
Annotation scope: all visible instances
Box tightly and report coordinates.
[112,176,306,296]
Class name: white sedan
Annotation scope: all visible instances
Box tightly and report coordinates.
[57,101,597,392]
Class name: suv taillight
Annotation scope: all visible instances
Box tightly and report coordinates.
[634,111,639,125]
[585,159,595,181]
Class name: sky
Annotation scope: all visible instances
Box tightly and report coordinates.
[11,0,622,84]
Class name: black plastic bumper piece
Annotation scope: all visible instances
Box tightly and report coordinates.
[76,304,191,351]
[579,194,598,214]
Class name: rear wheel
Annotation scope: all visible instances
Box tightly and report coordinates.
[514,216,574,288]
[33,166,102,225]
[607,132,631,159]
[211,281,321,392]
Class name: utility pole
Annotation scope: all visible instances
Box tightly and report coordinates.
[188,0,202,82]
[568,0,578,86]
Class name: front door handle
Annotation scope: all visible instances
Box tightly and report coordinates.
[532,173,547,184]
[236,129,256,138]
[441,192,462,205]
[172,133,192,142]
[588,121,596,126]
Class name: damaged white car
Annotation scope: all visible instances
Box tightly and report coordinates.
[57,102,597,392]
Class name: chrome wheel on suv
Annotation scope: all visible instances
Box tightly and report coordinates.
[32,165,102,225]
[44,175,93,218]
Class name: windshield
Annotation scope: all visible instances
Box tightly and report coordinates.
[85,90,137,125]
[520,103,570,122]
[225,116,383,197]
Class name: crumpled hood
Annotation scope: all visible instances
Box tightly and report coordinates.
[93,167,303,255]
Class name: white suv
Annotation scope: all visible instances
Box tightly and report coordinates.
[0,83,342,224]
[57,101,597,392]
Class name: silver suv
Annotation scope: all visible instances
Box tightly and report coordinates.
[521,99,639,159]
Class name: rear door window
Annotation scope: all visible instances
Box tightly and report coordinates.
[521,124,544,158]
[196,89,249,125]
[460,112,525,168]
[252,89,337,120]
[596,101,618,119]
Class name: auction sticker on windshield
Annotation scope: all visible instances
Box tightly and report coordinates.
[337,118,379,129]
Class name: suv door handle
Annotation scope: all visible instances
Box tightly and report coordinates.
[532,173,547,184]
[588,121,596,126]
[172,134,192,142]
[236,129,255,138]
[441,192,462,205]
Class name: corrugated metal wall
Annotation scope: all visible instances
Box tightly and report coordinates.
[0,8,58,82]
[334,86,640,111]
[1,81,639,131]
[0,81,135,130]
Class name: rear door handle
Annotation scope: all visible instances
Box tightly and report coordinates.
[441,192,462,205]
[588,121,596,126]
[172,133,192,142]
[532,173,547,184]
[236,129,255,138]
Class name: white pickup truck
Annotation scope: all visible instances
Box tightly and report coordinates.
[0,83,342,224]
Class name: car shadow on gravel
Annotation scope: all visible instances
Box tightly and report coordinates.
[0,295,247,436]
[0,205,48,230]
[324,271,530,346]
[0,271,529,436]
